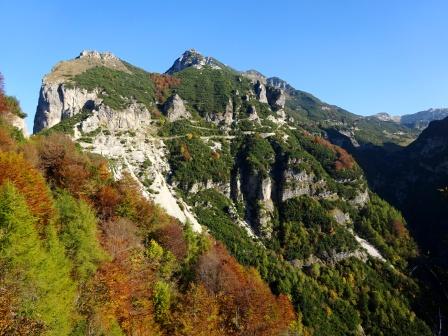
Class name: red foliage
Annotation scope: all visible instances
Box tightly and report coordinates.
[314,136,355,170]
[392,219,407,238]
[150,74,181,102]
[197,242,295,335]
[0,151,54,228]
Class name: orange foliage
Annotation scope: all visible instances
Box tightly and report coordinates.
[0,151,54,227]
[314,136,355,171]
[170,283,224,336]
[180,143,192,161]
[116,174,173,232]
[95,217,161,335]
[0,127,16,152]
[392,219,407,238]
[197,242,295,336]
[96,185,121,219]
[150,74,181,102]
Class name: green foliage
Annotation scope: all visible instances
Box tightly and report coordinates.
[278,196,358,260]
[153,280,171,322]
[166,136,233,189]
[69,65,155,110]
[0,183,76,335]
[174,66,251,117]
[4,95,27,118]
[56,191,106,280]
[240,135,275,174]
[355,194,417,267]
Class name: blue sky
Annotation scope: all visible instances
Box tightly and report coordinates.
[1,0,448,131]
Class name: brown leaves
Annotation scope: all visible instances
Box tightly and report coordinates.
[150,74,181,102]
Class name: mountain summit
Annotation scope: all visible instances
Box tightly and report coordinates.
[165,49,225,74]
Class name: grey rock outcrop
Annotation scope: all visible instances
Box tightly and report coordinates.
[248,105,260,122]
[166,49,223,74]
[240,168,274,238]
[188,180,231,198]
[254,81,268,103]
[34,83,101,133]
[1,112,27,136]
[205,98,234,126]
[267,86,286,111]
[162,94,191,122]
[350,188,369,207]
[77,102,152,134]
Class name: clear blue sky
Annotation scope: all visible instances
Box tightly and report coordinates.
[1,0,448,131]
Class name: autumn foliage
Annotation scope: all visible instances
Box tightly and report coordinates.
[150,74,181,102]
[0,151,54,227]
[197,242,295,336]
[314,136,355,170]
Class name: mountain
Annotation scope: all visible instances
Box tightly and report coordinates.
[369,108,448,131]
[371,112,402,123]
[401,107,448,130]
[364,116,448,255]
[25,49,444,335]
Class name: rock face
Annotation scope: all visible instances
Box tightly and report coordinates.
[166,49,223,74]
[281,166,316,201]
[206,98,234,126]
[77,103,152,134]
[267,76,293,92]
[239,166,275,238]
[267,86,286,111]
[162,94,191,122]
[254,81,268,103]
[34,83,101,133]
[3,112,27,135]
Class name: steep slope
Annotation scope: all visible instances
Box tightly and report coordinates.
[32,50,436,335]
[365,116,448,255]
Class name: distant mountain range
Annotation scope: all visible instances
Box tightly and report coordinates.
[371,108,448,130]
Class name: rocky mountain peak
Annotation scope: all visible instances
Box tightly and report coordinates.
[165,49,223,74]
[372,112,401,122]
[77,50,120,61]
[266,76,294,92]
[243,70,267,84]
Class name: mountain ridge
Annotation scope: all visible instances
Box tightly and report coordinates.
[26,49,442,335]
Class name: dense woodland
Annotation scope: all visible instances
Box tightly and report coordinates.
[0,73,296,335]
[0,54,442,336]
